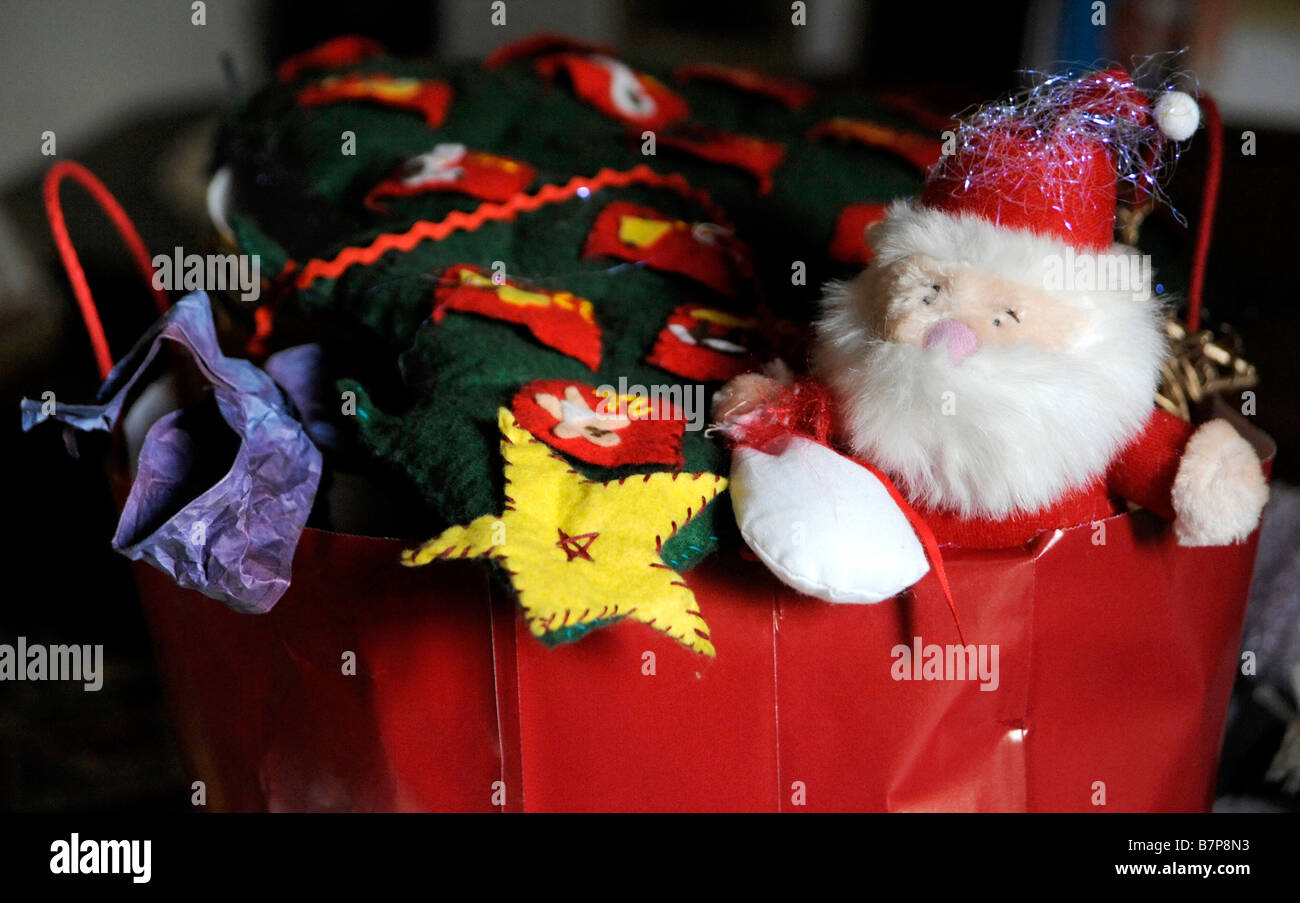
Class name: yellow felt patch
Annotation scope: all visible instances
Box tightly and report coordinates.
[457,267,544,307]
[403,408,726,655]
[365,77,422,100]
[455,267,596,322]
[617,215,676,248]
[687,307,758,329]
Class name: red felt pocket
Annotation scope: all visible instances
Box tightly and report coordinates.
[674,63,814,110]
[511,379,686,468]
[535,53,689,132]
[296,73,453,127]
[646,303,762,382]
[582,201,749,296]
[365,145,536,212]
[277,35,386,82]
[829,202,890,264]
[808,117,943,173]
[659,125,786,195]
[433,264,602,370]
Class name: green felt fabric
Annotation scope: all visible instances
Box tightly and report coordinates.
[219,43,936,571]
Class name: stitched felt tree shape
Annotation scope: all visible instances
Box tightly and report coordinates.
[228,35,957,648]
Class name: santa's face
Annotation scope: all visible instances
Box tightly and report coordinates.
[871,254,1084,364]
[811,212,1165,520]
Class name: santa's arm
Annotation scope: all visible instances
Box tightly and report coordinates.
[711,367,932,605]
[1107,409,1268,545]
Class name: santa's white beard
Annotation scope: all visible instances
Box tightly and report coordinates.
[812,291,1165,519]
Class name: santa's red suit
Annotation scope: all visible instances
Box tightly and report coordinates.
[911,403,1194,549]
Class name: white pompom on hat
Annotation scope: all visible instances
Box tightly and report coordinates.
[1154,90,1201,141]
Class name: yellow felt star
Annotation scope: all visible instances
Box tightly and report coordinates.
[402,408,728,655]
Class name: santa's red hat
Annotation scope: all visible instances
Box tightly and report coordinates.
[920,67,1199,252]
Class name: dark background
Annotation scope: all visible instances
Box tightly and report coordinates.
[1,0,1296,812]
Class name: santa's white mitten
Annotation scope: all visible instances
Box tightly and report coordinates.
[1171,419,1269,547]
[730,437,930,603]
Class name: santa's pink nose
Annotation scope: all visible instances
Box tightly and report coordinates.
[922,319,979,365]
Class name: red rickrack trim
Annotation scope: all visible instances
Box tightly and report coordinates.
[43,161,171,379]
[295,165,734,290]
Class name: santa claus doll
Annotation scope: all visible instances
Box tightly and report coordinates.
[713,67,1269,605]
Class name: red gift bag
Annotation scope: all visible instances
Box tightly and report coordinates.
[133,409,1268,812]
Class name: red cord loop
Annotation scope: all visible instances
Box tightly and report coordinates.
[1186,93,1222,332]
[42,161,170,379]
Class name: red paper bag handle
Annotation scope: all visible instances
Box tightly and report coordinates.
[1185,92,1222,332]
[42,160,171,380]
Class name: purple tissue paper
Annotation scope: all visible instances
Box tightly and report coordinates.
[20,292,323,613]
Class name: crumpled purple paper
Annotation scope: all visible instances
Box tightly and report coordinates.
[20,291,322,613]
[263,342,340,452]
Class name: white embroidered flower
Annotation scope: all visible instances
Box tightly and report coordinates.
[535,385,632,447]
